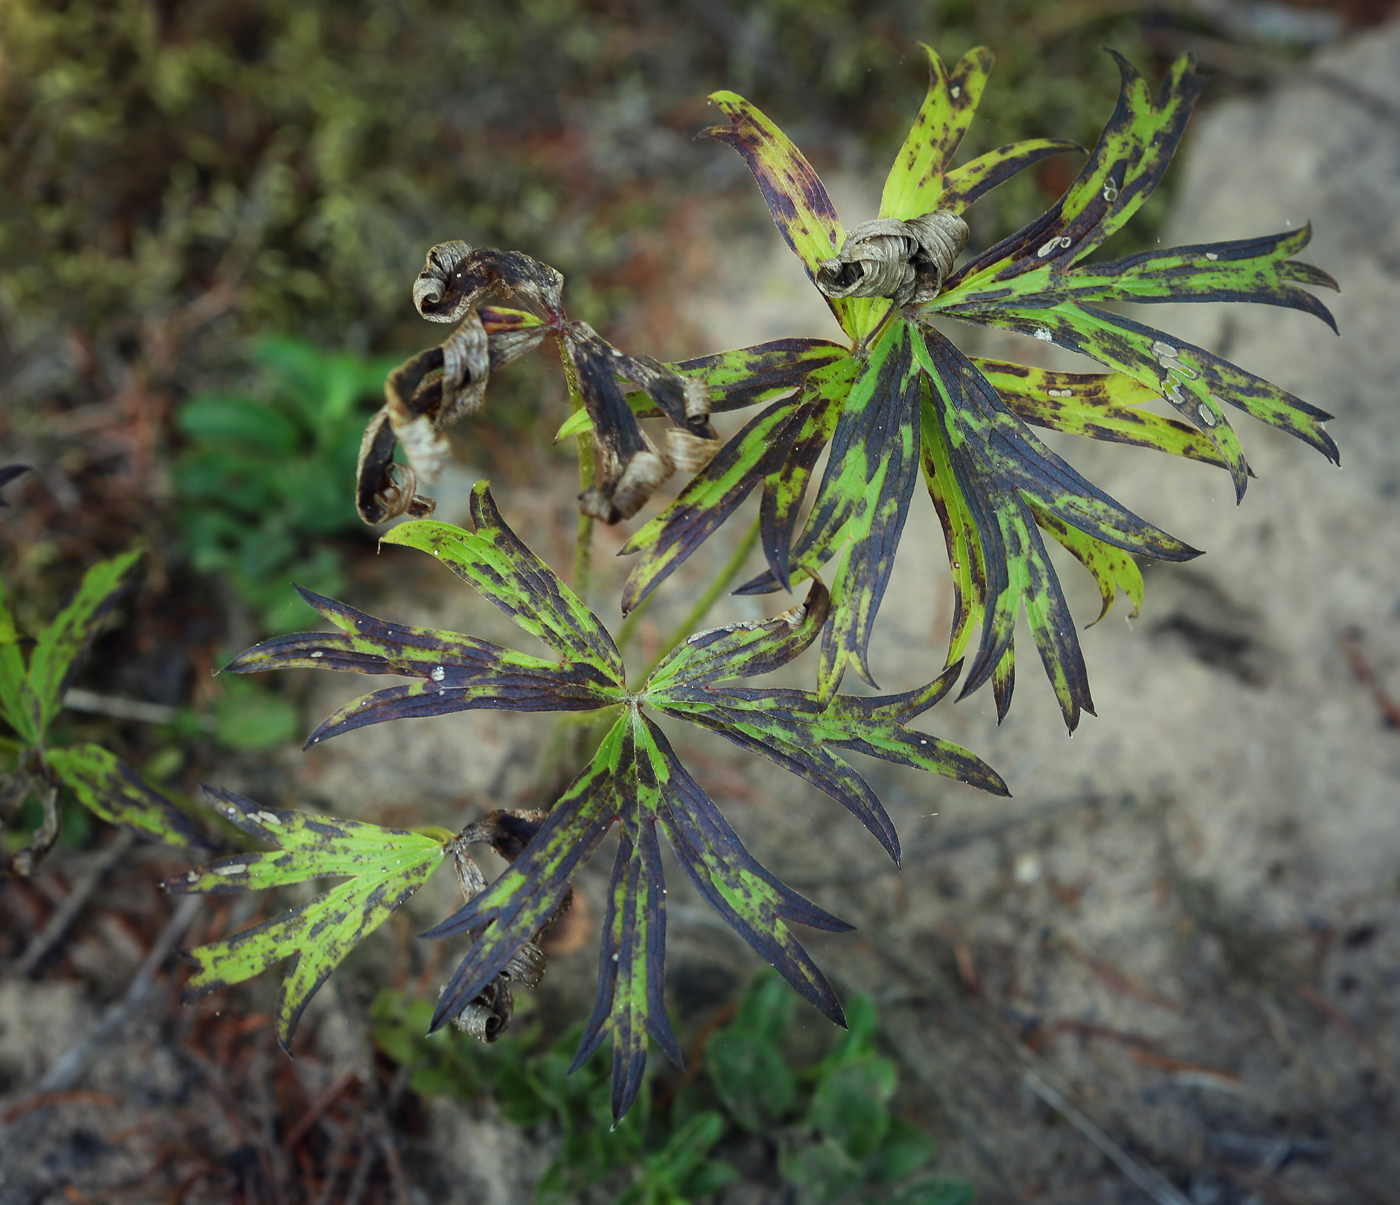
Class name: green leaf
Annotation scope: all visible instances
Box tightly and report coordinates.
[1029,504,1143,625]
[650,580,1009,861]
[971,359,1230,469]
[168,787,449,1047]
[887,1178,976,1205]
[383,482,625,683]
[734,970,794,1043]
[28,548,141,735]
[808,1055,897,1158]
[46,744,209,848]
[0,574,39,744]
[880,45,995,221]
[778,1136,865,1202]
[213,676,301,751]
[870,1116,939,1183]
[707,1030,796,1132]
[227,588,622,746]
[176,395,302,455]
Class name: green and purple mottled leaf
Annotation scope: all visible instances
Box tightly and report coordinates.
[226,588,622,745]
[168,787,448,1048]
[880,45,995,221]
[701,91,880,337]
[938,138,1083,214]
[644,714,851,1027]
[948,52,1206,290]
[383,482,625,680]
[735,323,923,698]
[570,727,681,1121]
[424,738,619,1032]
[912,323,1197,728]
[47,744,210,849]
[28,549,142,735]
[620,395,805,614]
[971,359,1231,469]
[649,581,1008,860]
[1059,226,1338,327]
[1029,505,1144,625]
[701,91,844,281]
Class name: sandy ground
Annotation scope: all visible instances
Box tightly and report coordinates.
[3,20,1400,1205]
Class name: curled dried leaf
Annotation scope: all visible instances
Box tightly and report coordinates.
[666,427,721,475]
[442,809,571,1042]
[414,242,564,323]
[816,211,968,306]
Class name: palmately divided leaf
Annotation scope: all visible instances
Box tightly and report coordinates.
[48,744,210,849]
[912,323,1198,729]
[28,549,142,736]
[648,581,1008,861]
[643,714,851,1027]
[168,787,449,1047]
[621,394,806,615]
[734,322,924,697]
[226,587,621,746]
[424,727,620,1021]
[384,482,626,680]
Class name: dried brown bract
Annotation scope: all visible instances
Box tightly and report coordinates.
[443,809,572,1042]
[816,211,969,307]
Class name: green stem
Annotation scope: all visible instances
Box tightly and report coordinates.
[559,342,595,602]
[638,514,762,683]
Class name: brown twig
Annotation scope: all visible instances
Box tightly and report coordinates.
[1341,628,1400,730]
[1295,981,1400,1087]
[6,830,137,979]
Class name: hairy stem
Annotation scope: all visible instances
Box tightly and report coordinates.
[559,342,595,601]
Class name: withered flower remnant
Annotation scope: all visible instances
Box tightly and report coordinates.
[356,242,719,526]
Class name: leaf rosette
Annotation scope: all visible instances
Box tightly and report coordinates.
[606,45,1336,728]
[214,481,1004,1117]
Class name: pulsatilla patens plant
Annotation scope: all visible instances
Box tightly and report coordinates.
[170,44,1336,1120]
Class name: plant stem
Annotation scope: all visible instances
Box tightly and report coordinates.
[638,513,761,683]
[559,343,594,601]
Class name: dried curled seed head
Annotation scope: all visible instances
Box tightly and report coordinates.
[449,979,513,1042]
[501,942,548,990]
[815,210,968,307]
[414,241,476,322]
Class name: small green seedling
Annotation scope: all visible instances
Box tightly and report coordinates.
[0,548,209,872]
[369,972,971,1204]
[175,337,397,633]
